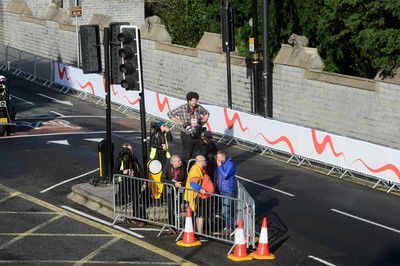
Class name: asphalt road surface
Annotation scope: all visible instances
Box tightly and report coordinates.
[0,73,399,265]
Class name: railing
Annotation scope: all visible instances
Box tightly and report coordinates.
[112,174,255,249]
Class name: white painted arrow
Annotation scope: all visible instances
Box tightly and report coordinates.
[37,93,74,106]
[46,140,70,145]
[84,138,104,143]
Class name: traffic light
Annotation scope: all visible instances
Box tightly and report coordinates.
[117,25,141,91]
[80,25,101,74]
[109,22,129,84]
[221,5,235,52]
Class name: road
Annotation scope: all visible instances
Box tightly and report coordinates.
[0,73,399,265]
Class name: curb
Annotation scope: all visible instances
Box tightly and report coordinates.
[68,184,115,219]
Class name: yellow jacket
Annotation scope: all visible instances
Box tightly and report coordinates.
[183,164,204,212]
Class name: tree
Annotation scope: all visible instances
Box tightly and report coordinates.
[146,0,400,79]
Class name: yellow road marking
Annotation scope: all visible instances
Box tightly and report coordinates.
[0,214,63,250]
[0,183,197,266]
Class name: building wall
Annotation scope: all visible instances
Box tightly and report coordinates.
[0,0,400,149]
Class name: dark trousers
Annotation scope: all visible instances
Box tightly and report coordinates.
[181,133,202,162]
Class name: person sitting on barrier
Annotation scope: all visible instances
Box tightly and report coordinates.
[184,155,214,242]
[216,150,236,235]
[113,143,146,226]
[161,154,187,231]
[149,121,173,166]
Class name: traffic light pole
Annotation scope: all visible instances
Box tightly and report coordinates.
[104,27,113,183]
[136,29,148,171]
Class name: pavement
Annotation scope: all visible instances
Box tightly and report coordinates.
[68,182,116,220]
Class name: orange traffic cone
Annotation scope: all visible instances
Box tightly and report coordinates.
[176,206,201,247]
[227,218,253,261]
[251,217,275,260]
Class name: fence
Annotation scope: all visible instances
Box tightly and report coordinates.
[0,44,54,87]
[112,174,255,248]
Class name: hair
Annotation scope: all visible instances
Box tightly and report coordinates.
[195,155,206,163]
[217,150,227,158]
[186,91,199,102]
[170,154,181,164]
[122,143,132,151]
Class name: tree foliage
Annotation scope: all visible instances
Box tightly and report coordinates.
[146,0,400,79]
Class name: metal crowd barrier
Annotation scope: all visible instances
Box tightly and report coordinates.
[112,174,255,248]
[0,44,54,86]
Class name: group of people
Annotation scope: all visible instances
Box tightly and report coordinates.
[113,91,236,241]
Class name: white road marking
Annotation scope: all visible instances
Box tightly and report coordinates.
[308,255,336,266]
[11,95,35,105]
[37,93,73,106]
[84,138,105,143]
[61,205,144,239]
[236,175,295,197]
[50,111,64,117]
[40,168,99,193]
[0,130,138,139]
[46,140,70,145]
[331,209,400,234]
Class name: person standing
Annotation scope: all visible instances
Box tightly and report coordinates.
[184,155,214,242]
[161,154,187,230]
[200,131,218,187]
[113,143,146,226]
[149,121,173,166]
[167,91,210,164]
[216,150,236,235]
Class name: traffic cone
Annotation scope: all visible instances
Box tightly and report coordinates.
[251,217,275,260]
[176,206,201,247]
[227,218,253,261]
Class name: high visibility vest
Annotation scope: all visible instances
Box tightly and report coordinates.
[0,84,6,96]
[149,132,171,159]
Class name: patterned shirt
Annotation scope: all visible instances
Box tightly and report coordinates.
[167,103,209,131]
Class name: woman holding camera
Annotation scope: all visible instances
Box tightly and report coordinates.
[149,122,173,166]
[113,143,146,226]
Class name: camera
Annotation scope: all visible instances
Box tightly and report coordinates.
[183,122,195,137]
[121,147,130,156]
[150,122,161,132]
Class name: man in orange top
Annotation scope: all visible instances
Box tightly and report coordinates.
[184,155,214,242]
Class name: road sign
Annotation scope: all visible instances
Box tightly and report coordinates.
[71,6,82,17]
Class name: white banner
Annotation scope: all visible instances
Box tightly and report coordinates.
[54,62,400,185]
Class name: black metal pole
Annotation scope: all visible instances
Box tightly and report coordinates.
[104,28,113,183]
[262,0,272,117]
[137,29,148,170]
[224,4,232,109]
[252,0,261,115]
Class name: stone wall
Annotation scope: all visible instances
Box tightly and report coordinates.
[0,0,400,149]
[0,0,144,65]
[273,44,400,149]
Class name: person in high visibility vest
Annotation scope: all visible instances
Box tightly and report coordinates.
[113,143,146,226]
[0,76,8,97]
[149,121,173,166]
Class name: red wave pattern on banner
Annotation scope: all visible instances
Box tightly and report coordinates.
[156,92,171,112]
[352,159,400,180]
[123,95,140,106]
[256,133,295,155]
[76,81,95,95]
[57,63,71,80]
[224,108,249,132]
[311,129,345,158]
